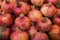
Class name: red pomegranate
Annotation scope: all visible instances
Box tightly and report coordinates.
[0,25,10,40]
[41,3,57,17]
[1,0,14,13]
[31,32,49,40]
[49,25,60,40]
[28,6,42,22]
[36,17,52,32]
[31,0,44,6]
[15,14,31,30]
[0,13,13,26]
[47,0,58,5]
[53,13,60,25]
[10,30,29,40]
[13,1,30,16]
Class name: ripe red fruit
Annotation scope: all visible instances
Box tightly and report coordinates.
[31,0,44,6]
[53,13,60,25]
[41,3,57,17]
[28,6,42,22]
[47,0,58,5]
[15,14,31,30]
[10,30,29,40]
[13,1,30,16]
[28,26,37,36]
[36,17,52,32]
[49,25,60,40]
[0,25,10,40]
[1,0,14,13]
[31,32,49,40]
[0,13,13,26]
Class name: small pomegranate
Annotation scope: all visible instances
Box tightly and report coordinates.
[31,32,49,40]
[28,6,42,22]
[28,22,37,36]
[53,13,60,25]
[36,17,52,32]
[1,0,14,13]
[13,1,30,16]
[0,13,13,26]
[10,30,29,40]
[49,25,60,40]
[47,0,58,5]
[15,14,31,30]
[11,24,21,32]
[31,0,44,6]
[41,3,57,17]
[0,25,10,40]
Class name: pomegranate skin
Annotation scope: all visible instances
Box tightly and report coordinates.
[28,6,42,22]
[49,25,60,40]
[10,30,29,40]
[47,0,58,5]
[32,32,49,40]
[15,14,31,30]
[36,17,52,32]
[41,3,57,17]
[13,2,30,16]
[31,0,44,6]
[28,26,37,36]
[0,13,13,26]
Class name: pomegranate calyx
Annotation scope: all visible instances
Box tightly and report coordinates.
[5,0,10,4]
[20,13,24,19]
[42,17,46,22]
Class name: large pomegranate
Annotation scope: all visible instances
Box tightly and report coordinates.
[28,6,42,22]
[0,13,13,26]
[47,0,58,5]
[36,17,52,32]
[41,3,57,17]
[0,25,10,40]
[1,0,14,13]
[13,1,30,16]
[49,25,60,40]
[15,14,31,30]
[31,32,49,40]
[10,30,29,40]
[31,0,44,6]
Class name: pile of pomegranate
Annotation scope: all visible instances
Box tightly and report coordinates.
[0,0,60,40]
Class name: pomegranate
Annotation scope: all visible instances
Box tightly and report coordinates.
[36,17,52,32]
[10,30,29,40]
[31,32,49,40]
[0,25,10,40]
[11,24,21,32]
[28,6,42,22]
[31,0,44,6]
[41,3,57,17]
[49,25,60,40]
[1,0,14,13]
[47,0,58,5]
[13,1,30,16]
[0,13,13,26]
[53,13,60,25]
[15,14,31,30]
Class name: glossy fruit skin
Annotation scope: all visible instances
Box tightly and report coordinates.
[31,32,49,40]
[28,26,37,36]
[10,30,29,40]
[15,14,31,30]
[47,0,58,5]
[1,0,14,13]
[28,6,42,22]
[13,2,30,16]
[36,17,52,32]
[41,3,57,17]
[49,25,60,40]
[0,25,10,40]
[31,0,44,6]
[0,13,13,26]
